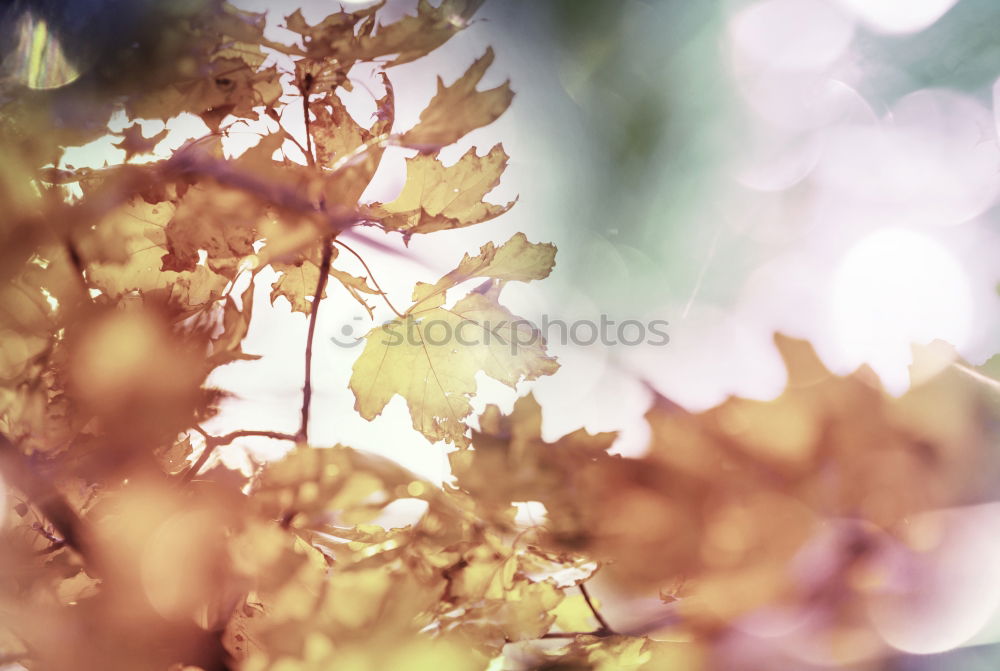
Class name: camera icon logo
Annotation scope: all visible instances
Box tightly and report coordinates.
[330,316,366,348]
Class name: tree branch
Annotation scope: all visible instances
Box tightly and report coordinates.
[181,428,297,484]
[540,630,615,640]
[300,75,315,167]
[579,582,615,634]
[298,237,334,443]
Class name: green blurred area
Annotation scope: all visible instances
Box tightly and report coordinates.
[488,0,1000,318]
[485,0,736,315]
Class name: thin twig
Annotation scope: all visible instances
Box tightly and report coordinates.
[333,238,404,318]
[212,429,298,447]
[62,238,94,303]
[298,237,334,442]
[579,582,615,634]
[181,440,218,486]
[539,609,679,640]
[540,630,615,640]
[181,428,297,484]
[281,126,311,164]
[36,540,67,555]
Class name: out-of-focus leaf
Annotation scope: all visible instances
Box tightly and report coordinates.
[113,124,169,162]
[210,278,261,366]
[86,198,228,311]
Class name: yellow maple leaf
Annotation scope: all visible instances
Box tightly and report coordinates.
[369,144,514,239]
[349,234,558,446]
[401,48,513,150]
[451,393,617,529]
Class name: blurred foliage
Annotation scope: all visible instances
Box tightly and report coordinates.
[1,1,1000,670]
[857,0,1000,102]
[496,0,740,313]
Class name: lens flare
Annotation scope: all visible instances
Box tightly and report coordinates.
[11,12,81,90]
[830,228,972,393]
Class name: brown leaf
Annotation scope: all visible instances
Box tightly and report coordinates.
[313,75,395,207]
[113,124,169,162]
[160,183,260,277]
[357,0,486,67]
[86,198,227,311]
[210,279,261,367]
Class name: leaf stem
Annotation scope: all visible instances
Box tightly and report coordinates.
[333,238,404,318]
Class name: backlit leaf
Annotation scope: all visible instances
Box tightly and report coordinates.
[349,235,558,446]
[401,48,513,150]
[369,144,514,240]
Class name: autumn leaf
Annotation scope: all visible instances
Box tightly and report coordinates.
[284,0,485,70]
[412,232,555,305]
[368,144,515,240]
[86,198,228,311]
[270,255,325,314]
[451,393,617,525]
[282,3,383,63]
[130,54,281,130]
[446,576,564,647]
[155,436,195,475]
[312,76,395,207]
[351,285,558,446]
[645,335,986,530]
[160,131,323,279]
[0,265,61,382]
[209,279,261,366]
[357,0,486,67]
[113,124,169,162]
[401,48,513,150]
[271,244,378,317]
[124,4,284,127]
[252,444,457,529]
[160,183,261,276]
[349,235,558,446]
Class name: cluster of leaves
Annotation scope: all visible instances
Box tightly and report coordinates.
[1,2,999,670]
